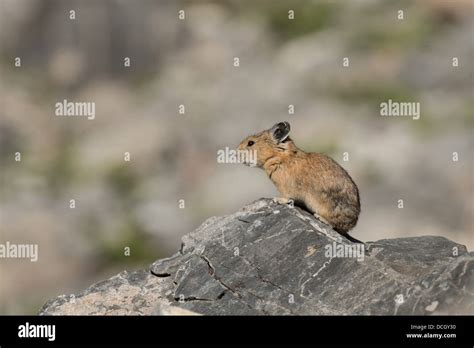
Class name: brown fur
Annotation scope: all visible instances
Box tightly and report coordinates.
[237,122,360,234]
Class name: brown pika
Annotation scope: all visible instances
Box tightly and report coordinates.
[237,121,361,236]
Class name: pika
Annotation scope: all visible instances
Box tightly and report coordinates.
[238,121,361,236]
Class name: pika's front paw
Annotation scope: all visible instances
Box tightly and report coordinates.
[313,213,330,226]
[273,197,294,207]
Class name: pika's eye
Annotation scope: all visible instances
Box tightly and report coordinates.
[247,140,255,146]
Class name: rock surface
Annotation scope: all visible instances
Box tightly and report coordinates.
[39,199,474,315]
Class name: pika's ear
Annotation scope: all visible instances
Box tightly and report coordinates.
[270,121,291,143]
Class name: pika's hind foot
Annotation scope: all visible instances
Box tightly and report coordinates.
[273,197,294,207]
[313,213,330,226]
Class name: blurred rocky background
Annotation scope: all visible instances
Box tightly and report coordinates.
[0,0,472,314]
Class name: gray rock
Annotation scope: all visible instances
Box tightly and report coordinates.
[39,199,474,315]
[39,270,172,315]
[152,304,201,316]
